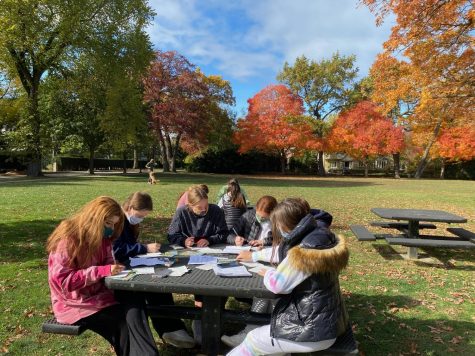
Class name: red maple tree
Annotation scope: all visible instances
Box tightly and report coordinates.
[327,101,404,176]
[233,84,314,173]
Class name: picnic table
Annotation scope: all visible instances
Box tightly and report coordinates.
[105,248,275,356]
[350,208,474,259]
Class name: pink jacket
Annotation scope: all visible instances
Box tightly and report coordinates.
[48,238,117,324]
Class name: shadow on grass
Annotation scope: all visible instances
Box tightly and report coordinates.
[0,171,378,189]
[345,293,475,356]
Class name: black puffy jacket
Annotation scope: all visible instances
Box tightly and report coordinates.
[270,214,349,342]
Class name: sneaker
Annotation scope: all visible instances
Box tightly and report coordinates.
[162,329,195,349]
[221,324,258,348]
[191,319,202,345]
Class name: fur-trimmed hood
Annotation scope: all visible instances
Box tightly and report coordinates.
[287,235,349,274]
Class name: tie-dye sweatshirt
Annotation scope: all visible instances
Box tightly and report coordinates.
[48,238,117,324]
[252,247,311,294]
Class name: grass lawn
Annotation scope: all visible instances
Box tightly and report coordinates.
[0,172,474,355]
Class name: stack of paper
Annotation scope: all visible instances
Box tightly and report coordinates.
[129,257,174,267]
[132,267,155,274]
[191,247,224,254]
[222,246,252,254]
[188,255,218,265]
[136,252,162,258]
[213,265,252,277]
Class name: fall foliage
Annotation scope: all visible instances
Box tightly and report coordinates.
[233,84,314,173]
[327,101,404,176]
[364,0,475,178]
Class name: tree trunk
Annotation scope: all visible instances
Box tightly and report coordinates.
[364,158,369,177]
[317,151,326,176]
[133,149,138,169]
[122,151,127,174]
[169,132,181,173]
[393,153,400,179]
[156,130,169,172]
[440,159,446,179]
[26,84,42,177]
[88,148,95,175]
[415,118,443,179]
[280,151,286,174]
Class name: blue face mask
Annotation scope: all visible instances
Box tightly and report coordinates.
[103,226,114,238]
[128,215,144,225]
[278,227,291,241]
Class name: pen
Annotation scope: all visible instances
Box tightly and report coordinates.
[111,248,117,264]
[233,228,247,243]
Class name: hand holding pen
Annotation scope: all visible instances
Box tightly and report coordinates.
[110,249,125,275]
[233,227,247,246]
[183,232,195,248]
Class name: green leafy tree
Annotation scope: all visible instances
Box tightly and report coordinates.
[277,53,358,176]
[0,0,154,176]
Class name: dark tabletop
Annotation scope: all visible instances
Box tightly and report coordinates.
[105,252,276,299]
[371,208,467,223]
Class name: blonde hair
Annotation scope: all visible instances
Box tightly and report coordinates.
[46,196,124,268]
[123,192,153,211]
[187,185,208,206]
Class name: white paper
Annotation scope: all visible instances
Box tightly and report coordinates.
[222,246,252,254]
[188,255,218,265]
[168,265,189,277]
[213,265,252,277]
[239,262,261,268]
[191,247,224,254]
[249,265,273,274]
[196,264,215,271]
[109,270,134,279]
[132,267,155,274]
[136,252,162,258]
[170,244,184,250]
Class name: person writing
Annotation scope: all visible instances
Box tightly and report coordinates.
[113,191,195,349]
[46,196,159,356]
[168,185,228,248]
[227,195,277,247]
[229,198,350,355]
[176,184,209,210]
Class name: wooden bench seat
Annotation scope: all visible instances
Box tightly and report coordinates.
[42,318,86,336]
[385,237,475,248]
[350,225,376,241]
[447,227,475,243]
[370,221,436,230]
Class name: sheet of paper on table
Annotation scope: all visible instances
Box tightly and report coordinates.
[168,266,190,277]
[132,267,155,274]
[109,270,135,280]
[196,264,215,271]
[249,264,273,274]
[213,265,252,277]
[136,252,162,258]
[188,255,218,265]
[222,246,252,254]
[170,244,184,250]
[129,257,174,267]
[191,247,224,254]
[239,261,261,268]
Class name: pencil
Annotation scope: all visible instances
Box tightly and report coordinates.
[111,248,117,264]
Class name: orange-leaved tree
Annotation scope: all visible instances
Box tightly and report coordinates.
[363,0,474,178]
[233,84,314,173]
[327,101,405,177]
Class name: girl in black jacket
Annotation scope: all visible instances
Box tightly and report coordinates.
[230,197,350,355]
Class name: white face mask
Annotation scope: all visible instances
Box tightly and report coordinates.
[128,215,144,225]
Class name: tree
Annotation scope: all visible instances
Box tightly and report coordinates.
[0,0,154,176]
[277,53,358,175]
[143,51,235,172]
[233,84,315,173]
[327,101,405,177]
[363,0,475,178]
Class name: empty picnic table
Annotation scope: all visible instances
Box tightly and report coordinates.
[372,208,469,259]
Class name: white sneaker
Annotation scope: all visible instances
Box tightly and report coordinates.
[162,329,196,349]
[221,324,258,348]
[191,319,202,345]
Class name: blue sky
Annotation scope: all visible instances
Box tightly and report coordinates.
[146,0,394,116]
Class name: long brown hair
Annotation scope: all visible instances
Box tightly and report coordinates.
[46,196,124,268]
[227,180,246,208]
[269,198,310,264]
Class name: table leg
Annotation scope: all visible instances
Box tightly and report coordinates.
[407,220,419,259]
[201,295,225,356]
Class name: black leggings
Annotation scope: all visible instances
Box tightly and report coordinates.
[80,304,158,356]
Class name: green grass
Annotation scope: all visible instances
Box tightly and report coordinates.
[0,172,474,355]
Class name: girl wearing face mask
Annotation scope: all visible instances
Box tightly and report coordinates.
[113,192,159,262]
[227,195,277,247]
[231,198,350,356]
[113,191,196,349]
[167,185,228,248]
[47,196,159,356]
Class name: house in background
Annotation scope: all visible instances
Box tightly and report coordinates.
[324,153,402,175]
